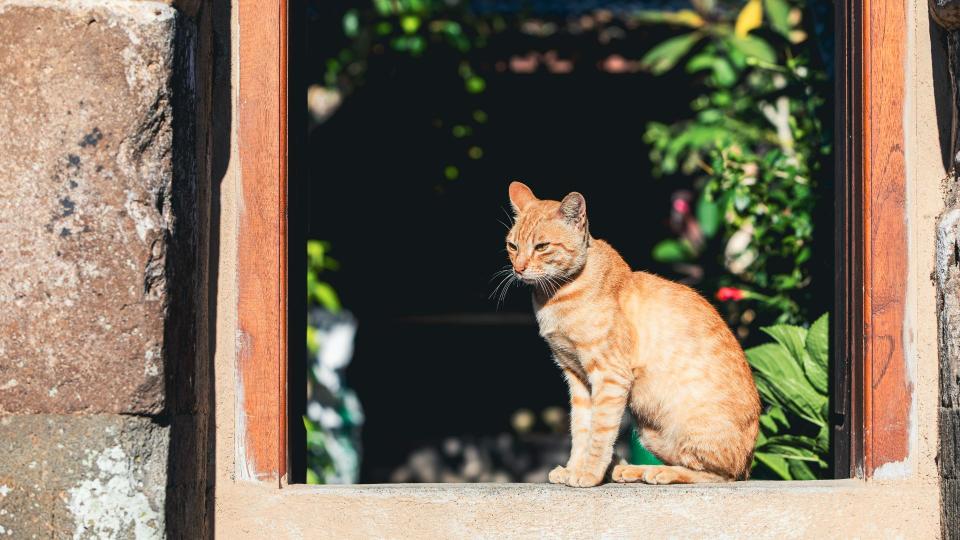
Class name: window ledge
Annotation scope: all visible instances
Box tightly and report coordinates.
[218,479,939,538]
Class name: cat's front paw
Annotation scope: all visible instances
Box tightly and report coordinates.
[564,468,603,488]
[548,465,569,484]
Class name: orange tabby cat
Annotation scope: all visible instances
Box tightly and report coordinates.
[503,181,760,486]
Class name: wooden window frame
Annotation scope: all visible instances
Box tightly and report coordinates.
[234,0,912,485]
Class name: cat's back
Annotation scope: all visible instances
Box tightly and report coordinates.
[620,270,746,362]
[622,271,723,320]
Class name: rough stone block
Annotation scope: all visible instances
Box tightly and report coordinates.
[0,2,185,414]
[0,414,168,539]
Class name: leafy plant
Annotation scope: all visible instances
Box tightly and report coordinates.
[309,0,499,185]
[639,0,830,324]
[307,240,341,313]
[305,240,364,484]
[746,312,829,479]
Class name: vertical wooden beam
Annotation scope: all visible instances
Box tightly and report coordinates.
[860,0,912,476]
[236,0,288,484]
[834,0,862,478]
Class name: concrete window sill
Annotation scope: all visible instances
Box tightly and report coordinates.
[219,479,939,538]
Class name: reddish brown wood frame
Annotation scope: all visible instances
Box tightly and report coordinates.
[233,0,913,483]
[236,0,289,484]
[855,0,912,475]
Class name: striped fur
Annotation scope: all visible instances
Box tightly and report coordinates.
[505,182,760,487]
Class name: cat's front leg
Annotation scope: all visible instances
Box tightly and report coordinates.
[549,368,592,485]
[565,371,630,487]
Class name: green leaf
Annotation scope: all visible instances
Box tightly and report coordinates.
[401,15,421,34]
[696,194,721,237]
[762,434,822,453]
[640,33,703,75]
[746,343,805,387]
[310,282,341,312]
[686,52,717,73]
[711,58,738,87]
[759,413,777,433]
[755,451,792,479]
[759,405,791,435]
[759,444,825,466]
[652,239,692,263]
[465,76,486,94]
[787,460,818,479]
[762,318,828,395]
[802,351,829,394]
[746,343,827,426]
[632,9,706,28]
[806,313,830,369]
[761,324,808,367]
[768,405,790,429]
[753,376,779,410]
[816,424,830,452]
[342,10,359,37]
[763,0,792,37]
[728,35,777,64]
[373,0,392,15]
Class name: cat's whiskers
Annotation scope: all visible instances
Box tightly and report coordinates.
[489,265,514,295]
[496,274,518,309]
[489,266,514,282]
[489,273,512,301]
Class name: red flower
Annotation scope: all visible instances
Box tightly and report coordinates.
[715,287,745,301]
[672,198,691,215]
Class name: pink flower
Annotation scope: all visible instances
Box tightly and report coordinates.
[672,198,691,215]
[715,287,745,301]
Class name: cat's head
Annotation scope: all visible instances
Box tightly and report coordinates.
[505,181,590,284]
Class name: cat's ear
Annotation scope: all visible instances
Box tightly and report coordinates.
[508,181,537,213]
[559,192,587,227]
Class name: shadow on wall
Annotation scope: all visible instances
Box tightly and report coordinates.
[929,16,954,173]
[164,0,231,536]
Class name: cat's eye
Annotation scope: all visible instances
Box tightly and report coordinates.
[534,242,549,252]
[507,242,518,251]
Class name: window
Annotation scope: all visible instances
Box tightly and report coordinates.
[231,0,913,487]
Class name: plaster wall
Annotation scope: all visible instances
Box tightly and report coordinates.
[908,0,949,484]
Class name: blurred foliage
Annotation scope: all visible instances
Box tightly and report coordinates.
[307,240,341,313]
[639,0,830,324]
[746,313,830,479]
[312,0,500,185]
[306,240,365,484]
[322,0,497,92]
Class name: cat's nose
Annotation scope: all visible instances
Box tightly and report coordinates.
[513,261,527,273]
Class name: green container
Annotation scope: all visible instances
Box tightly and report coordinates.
[629,429,662,465]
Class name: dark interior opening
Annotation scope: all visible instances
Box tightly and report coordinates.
[292,0,839,483]
[303,18,700,482]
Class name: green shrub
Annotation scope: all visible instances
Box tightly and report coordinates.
[746,312,829,479]
[640,0,830,324]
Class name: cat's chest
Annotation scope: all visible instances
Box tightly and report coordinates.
[532,301,563,336]
[533,302,580,352]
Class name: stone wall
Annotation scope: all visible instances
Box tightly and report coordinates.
[0,1,216,537]
[929,11,960,538]
[938,202,960,540]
